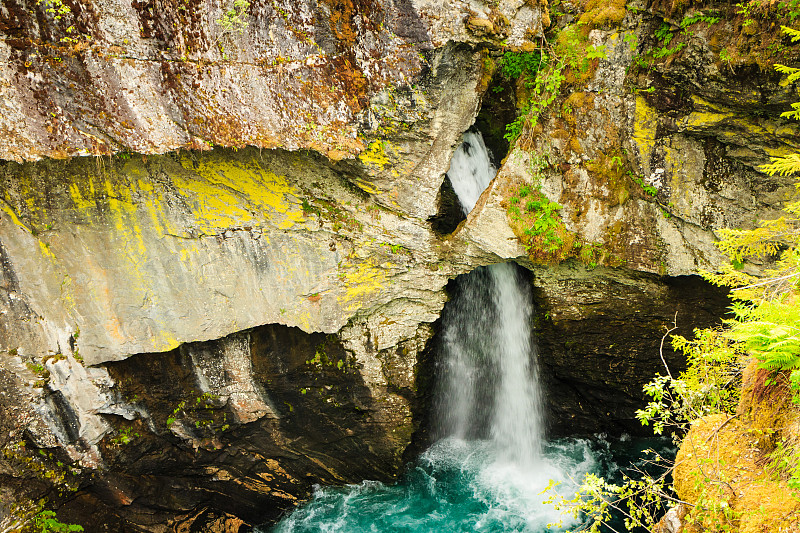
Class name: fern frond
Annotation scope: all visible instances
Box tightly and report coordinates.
[761,153,800,176]
[700,265,755,291]
[780,102,800,121]
[781,25,800,43]
[775,64,800,84]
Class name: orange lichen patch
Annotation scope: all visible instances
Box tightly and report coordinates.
[583,149,631,205]
[466,16,496,37]
[321,0,362,46]
[674,414,800,533]
[561,91,594,127]
[466,5,511,40]
[329,55,369,111]
[536,0,552,29]
[737,361,800,452]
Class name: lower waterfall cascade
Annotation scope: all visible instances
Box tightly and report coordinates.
[262,131,666,532]
[434,262,543,467]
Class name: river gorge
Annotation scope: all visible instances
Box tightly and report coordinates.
[1,0,798,531]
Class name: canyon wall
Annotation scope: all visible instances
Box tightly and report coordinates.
[0,0,798,530]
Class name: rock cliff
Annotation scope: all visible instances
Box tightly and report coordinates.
[0,0,798,530]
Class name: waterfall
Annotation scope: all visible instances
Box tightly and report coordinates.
[446,131,497,214]
[267,131,604,533]
[435,130,544,466]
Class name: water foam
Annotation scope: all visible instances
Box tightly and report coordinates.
[266,131,613,533]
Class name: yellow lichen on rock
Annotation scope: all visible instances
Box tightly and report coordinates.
[632,96,659,172]
[176,153,305,232]
[358,139,413,182]
[337,258,388,313]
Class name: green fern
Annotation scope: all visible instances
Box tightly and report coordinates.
[762,151,800,173]
[781,25,800,42]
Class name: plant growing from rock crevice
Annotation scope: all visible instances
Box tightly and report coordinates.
[545,41,800,529]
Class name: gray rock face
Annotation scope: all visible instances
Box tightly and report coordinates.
[0,147,453,367]
[1,0,799,530]
[0,6,523,525]
[0,0,540,163]
[531,263,730,436]
[505,19,798,276]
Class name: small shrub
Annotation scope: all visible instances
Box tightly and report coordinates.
[499,51,544,80]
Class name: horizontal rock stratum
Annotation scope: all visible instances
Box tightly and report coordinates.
[1,0,799,530]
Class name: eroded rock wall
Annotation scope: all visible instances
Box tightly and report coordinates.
[0,3,541,528]
[1,0,799,530]
[532,264,730,436]
[54,324,418,528]
[475,0,799,276]
[0,0,540,159]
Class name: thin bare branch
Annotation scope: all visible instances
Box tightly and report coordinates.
[660,312,679,379]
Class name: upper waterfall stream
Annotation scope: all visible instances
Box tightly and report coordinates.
[262,131,665,533]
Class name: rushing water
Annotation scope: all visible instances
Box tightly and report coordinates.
[436,130,543,467]
[264,131,660,532]
[265,436,667,533]
[435,262,543,467]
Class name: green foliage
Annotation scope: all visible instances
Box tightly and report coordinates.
[548,48,800,530]
[630,174,658,197]
[38,0,71,21]
[548,320,745,531]
[679,11,721,28]
[632,11,724,70]
[500,51,555,143]
[585,45,607,60]
[503,21,608,143]
[217,0,251,35]
[2,443,80,493]
[522,195,564,250]
[768,438,800,489]
[36,0,87,43]
[723,299,800,400]
[30,509,84,532]
[2,499,84,533]
[26,361,48,377]
[624,32,638,51]
[504,114,526,144]
[545,453,674,533]
[500,0,625,144]
[110,427,140,447]
[783,25,800,42]
[699,54,800,398]
[652,38,686,60]
[738,0,800,27]
[544,474,623,532]
[166,400,185,427]
[636,329,743,436]
[654,23,673,47]
[164,392,229,435]
[504,54,566,143]
[506,153,573,260]
[499,51,543,80]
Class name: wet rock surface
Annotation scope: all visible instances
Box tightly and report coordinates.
[532,264,731,437]
[1,0,799,530]
[48,324,417,529]
[410,263,731,449]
